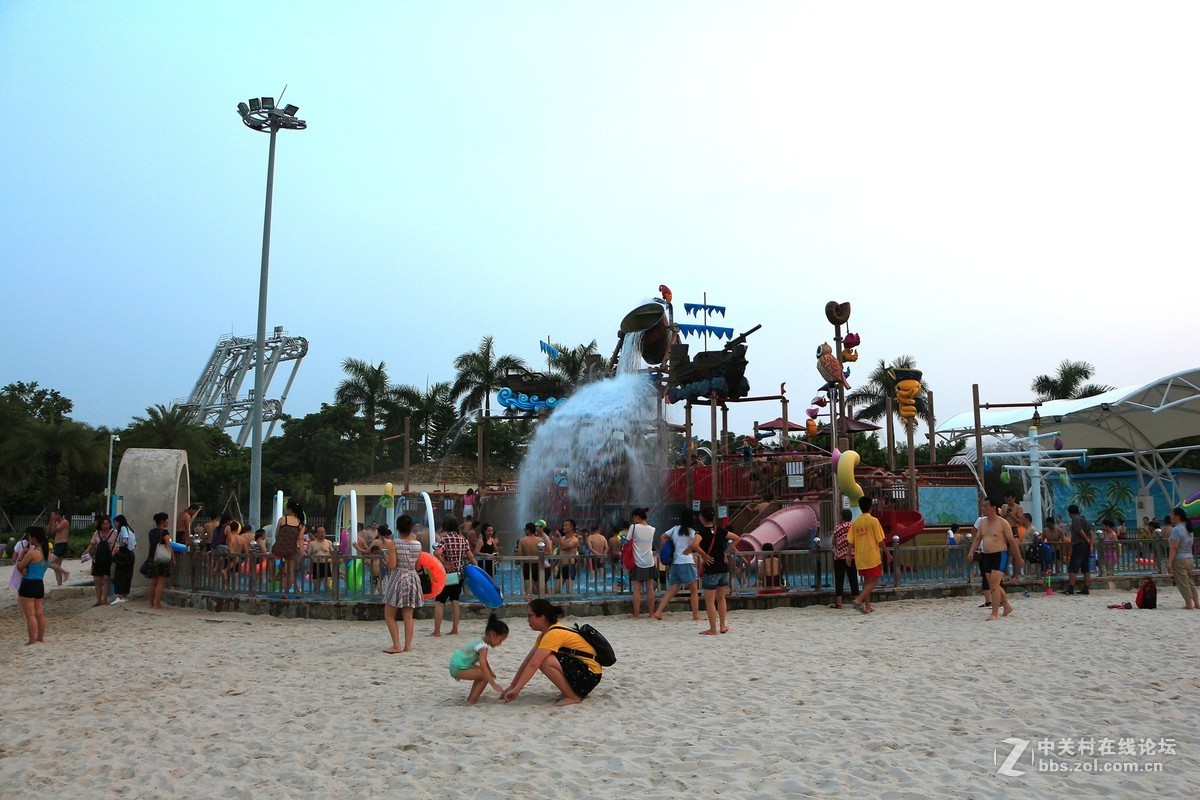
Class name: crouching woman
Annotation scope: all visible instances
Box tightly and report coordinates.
[502,599,602,707]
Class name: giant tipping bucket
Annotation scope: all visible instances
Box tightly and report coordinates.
[619,300,671,365]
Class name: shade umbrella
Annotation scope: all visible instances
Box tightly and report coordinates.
[757,417,805,431]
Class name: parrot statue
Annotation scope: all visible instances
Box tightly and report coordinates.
[658,284,673,303]
[816,343,850,389]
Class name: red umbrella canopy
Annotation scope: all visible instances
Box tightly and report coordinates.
[757,417,805,431]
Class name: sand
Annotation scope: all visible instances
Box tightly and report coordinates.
[0,564,1196,799]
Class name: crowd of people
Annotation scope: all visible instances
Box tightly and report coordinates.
[9,491,1196,654]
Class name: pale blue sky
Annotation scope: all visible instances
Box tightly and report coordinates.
[2,2,1196,441]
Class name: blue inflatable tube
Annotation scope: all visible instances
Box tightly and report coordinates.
[170,541,188,553]
[463,564,504,608]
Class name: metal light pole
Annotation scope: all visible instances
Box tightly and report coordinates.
[105,434,120,517]
[237,95,306,529]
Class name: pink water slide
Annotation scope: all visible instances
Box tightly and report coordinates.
[735,504,927,553]
[735,503,821,553]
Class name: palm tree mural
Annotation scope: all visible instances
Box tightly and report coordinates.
[846,356,931,427]
[1097,479,1136,523]
[1071,481,1100,512]
[1031,360,1113,401]
[451,336,527,418]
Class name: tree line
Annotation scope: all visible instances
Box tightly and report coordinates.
[4,351,1150,526]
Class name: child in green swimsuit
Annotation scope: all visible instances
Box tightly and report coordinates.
[449,613,509,704]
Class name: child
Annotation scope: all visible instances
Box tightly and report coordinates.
[449,613,509,704]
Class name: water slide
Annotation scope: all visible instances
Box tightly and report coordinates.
[889,510,925,543]
[735,503,821,553]
[735,504,926,553]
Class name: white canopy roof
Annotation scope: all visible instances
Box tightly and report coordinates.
[937,369,1200,450]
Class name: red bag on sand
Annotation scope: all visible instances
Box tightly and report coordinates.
[1135,579,1157,609]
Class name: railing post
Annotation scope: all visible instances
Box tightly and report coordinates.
[537,542,547,597]
[892,535,901,588]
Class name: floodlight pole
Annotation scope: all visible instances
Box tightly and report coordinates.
[106,434,120,517]
[248,127,277,531]
[238,96,305,530]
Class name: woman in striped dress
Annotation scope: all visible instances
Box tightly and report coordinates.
[382,515,424,654]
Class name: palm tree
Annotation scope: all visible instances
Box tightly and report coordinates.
[451,336,527,417]
[1,418,104,509]
[1031,360,1113,401]
[846,356,931,426]
[547,340,602,390]
[125,404,214,465]
[335,358,399,434]
[390,382,459,461]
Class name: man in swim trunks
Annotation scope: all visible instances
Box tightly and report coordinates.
[1066,504,1094,595]
[516,522,544,596]
[177,503,200,546]
[48,510,71,586]
[967,498,1024,620]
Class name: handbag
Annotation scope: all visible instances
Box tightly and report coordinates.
[620,526,636,571]
[113,533,136,568]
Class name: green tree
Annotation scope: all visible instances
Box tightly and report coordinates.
[2,418,104,510]
[123,404,216,468]
[390,382,459,462]
[1,381,74,423]
[1031,360,1113,401]
[451,336,527,418]
[190,428,250,518]
[262,403,371,512]
[334,358,400,435]
[914,439,966,465]
[547,340,602,390]
[845,356,932,429]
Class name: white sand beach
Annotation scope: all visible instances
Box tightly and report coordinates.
[0,570,1195,799]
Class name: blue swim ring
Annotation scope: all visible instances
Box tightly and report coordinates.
[463,563,504,608]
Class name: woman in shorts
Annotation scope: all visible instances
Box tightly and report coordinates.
[501,599,602,706]
[627,508,657,619]
[17,527,50,644]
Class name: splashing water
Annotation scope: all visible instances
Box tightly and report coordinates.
[516,332,666,532]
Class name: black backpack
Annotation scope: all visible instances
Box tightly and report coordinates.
[1023,543,1042,564]
[94,532,114,571]
[552,623,616,667]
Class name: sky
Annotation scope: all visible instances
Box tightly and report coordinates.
[2,1,1196,447]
